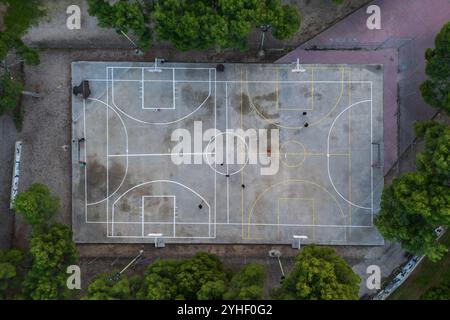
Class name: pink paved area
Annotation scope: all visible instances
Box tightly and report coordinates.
[278,0,450,175]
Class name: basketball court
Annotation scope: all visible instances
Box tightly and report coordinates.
[71,61,384,245]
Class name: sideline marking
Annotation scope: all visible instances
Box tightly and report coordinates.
[86,98,129,207]
[327,99,372,210]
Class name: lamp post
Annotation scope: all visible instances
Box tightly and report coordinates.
[258,24,272,58]
[112,249,144,281]
[119,30,143,55]
[293,235,308,250]
[269,249,285,281]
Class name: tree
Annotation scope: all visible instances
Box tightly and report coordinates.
[0,0,44,63]
[23,224,78,300]
[87,0,152,51]
[176,252,228,300]
[414,121,450,184]
[0,73,22,115]
[137,259,179,300]
[421,280,450,300]
[137,252,229,300]
[13,183,60,230]
[0,0,44,129]
[83,274,132,300]
[255,0,301,41]
[277,245,360,300]
[375,173,449,261]
[420,22,450,115]
[152,0,300,51]
[0,249,24,299]
[197,280,226,300]
[224,264,266,300]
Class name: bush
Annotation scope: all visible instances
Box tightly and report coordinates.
[13,183,60,230]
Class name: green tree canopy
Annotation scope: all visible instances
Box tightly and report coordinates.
[176,252,227,300]
[24,224,78,300]
[0,0,44,128]
[87,0,152,50]
[278,245,360,300]
[152,0,300,51]
[0,0,43,63]
[137,259,179,300]
[83,273,133,300]
[137,252,229,300]
[0,249,24,299]
[375,172,449,261]
[420,21,450,115]
[0,73,22,115]
[224,264,266,300]
[13,183,60,229]
[421,280,450,300]
[414,121,450,183]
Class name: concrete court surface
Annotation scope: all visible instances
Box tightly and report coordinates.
[72,62,384,245]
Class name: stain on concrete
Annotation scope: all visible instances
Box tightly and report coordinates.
[253,91,277,102]
[120,199,131,212]
[87,157,106,188]
[240,94,251,115]
[108,161,125,191]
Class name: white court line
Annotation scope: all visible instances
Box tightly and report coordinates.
[111,68,212,125]
[111,180,212,238]
[141,68,144,109]
[172,69,176,110]
[107,235,214,239]
[83,99,88,223]
[371,83,374,223]
[87,221,373,228]
[107,71,110,235]
[213,69,217,238]
[86,98,129,207]
[87,79,373,84]
[327,99,372,210]
[225,82,230,224]
[106,68,109,234]
[108,152,215,157]
[110,66,215,71]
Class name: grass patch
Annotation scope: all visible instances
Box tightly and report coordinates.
[389,231,450,300]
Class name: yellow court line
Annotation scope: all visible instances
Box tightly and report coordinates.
[311,67,315,111]
[240,68,245,240]
[282,152,350,156]
[244,68,345,129]
[313,199,316,241]
[246,180,345,238]
[259,66,352,71]
[276,67,279,111]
